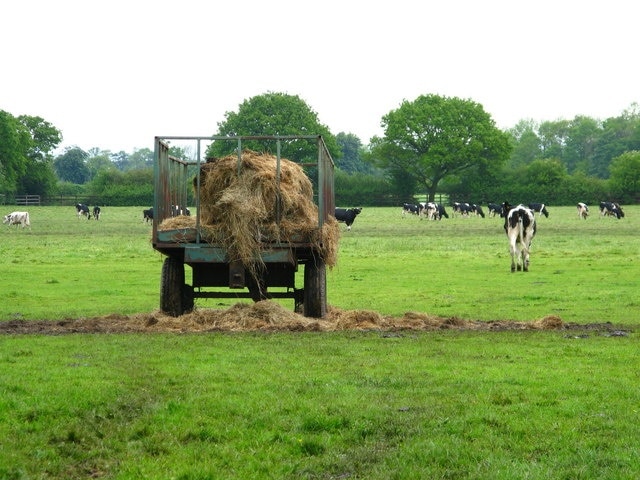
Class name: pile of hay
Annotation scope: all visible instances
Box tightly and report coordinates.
[0,304,574,334]
[161,150,339,277]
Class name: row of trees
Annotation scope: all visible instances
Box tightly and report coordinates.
[2,93,639,207]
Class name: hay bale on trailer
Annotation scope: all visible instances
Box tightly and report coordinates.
[193,150,339,271]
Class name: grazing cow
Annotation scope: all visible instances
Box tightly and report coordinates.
[473,204,485,218]
[453,202,478,217]
[143,207,154,223]
[599,201,625,219]
[3,211,31,228]
[528,203,549,218]
[93,206,101,220]
[402,203,423,217]
[502,202,537,272]
[487,203,503,217]
[425,202,449,220]
[335,207,362,230]
[76,203,91,220]
[171,205,191,217]
[577,202,589,220]
[436,203,449,219]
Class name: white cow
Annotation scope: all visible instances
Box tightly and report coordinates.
[3,211,31,228]
[502,202,536,272]
[577,202,589,220]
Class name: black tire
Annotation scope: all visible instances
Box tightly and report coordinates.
[182,284,194,314]
[161,256,185,316]
[303,257,326,318]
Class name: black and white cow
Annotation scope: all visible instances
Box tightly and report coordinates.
[599,201,625,219]
[452,202,467,216]
[453,202,480,217]
[577,202,589,220]
[171,205,191,217]
[76,203,91,220]
[425,202,449,220]
[3,211,31,228]
[143,207,154,223]
[528,203,549,218]
[335,207,362,230]
[93,206,101,220]
[502,202,537,272]
[472,204,485,218]
[402,203,423,217]
[487,203,503,217]
[437,203,449,219]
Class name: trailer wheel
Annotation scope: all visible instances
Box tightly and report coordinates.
[182,284,194,314]
[303,257,326,318]
[161,256,185,316]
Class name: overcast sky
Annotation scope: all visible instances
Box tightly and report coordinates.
[2,0,637,154]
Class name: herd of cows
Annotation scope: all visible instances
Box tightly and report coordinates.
[393,200,626,272]
[1,200,628,273]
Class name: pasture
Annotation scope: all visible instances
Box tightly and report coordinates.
[0,204,637,324]
[1,204,639,479]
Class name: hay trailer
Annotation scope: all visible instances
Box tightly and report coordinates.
[152,135,335,318]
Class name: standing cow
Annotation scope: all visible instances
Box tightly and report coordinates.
[143,207,154,223]
[487,203,503,217]
[577,202,589,220]
[528,203,549,218]
[334,207,362,230]
[599,201,625,219]
[502,202,537,272]
[3,211,31,228]
[76,203,91,220]
[93,206,101,220]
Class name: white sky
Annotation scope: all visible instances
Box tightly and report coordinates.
[2,0,637,154]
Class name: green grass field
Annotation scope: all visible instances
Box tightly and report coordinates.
[1,204,639,479]
[1,205,637,324]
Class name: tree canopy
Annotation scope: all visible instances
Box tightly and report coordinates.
[0,110,62,195]
[54,147,90,184]
[370,94,512,201]
[206,92,340,162]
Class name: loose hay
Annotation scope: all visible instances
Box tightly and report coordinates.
[0,303,580,335]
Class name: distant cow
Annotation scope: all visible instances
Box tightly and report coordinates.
[76,203,91,220]
[171,205,191,217]
[473,204,485,218]
[335,207,362,230]
[488,203,503,217]
[453,202,482,217]
[502,202,536,272]
[528,203,549,218]
[402,203,423,217]
[425,202,449,220]
[93,206,101,220]
[143,207,153,223]
[3,211,31,228]
[599,201,625,219]
[577,202,589,220]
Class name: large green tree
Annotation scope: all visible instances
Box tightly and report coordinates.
[335,132,376,174]
[507,119,541,169]
[370,94,512,201]
[16,115,62,196]
[206,92,339,162]
[608,150,640,203]
[0,110,31,193]
[54,147,90,184]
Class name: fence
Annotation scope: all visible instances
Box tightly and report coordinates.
[15,195,41,206]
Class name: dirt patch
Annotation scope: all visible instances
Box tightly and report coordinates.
[0,302,628,335]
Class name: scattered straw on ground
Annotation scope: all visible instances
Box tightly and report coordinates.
[0,303,621,335]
